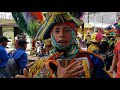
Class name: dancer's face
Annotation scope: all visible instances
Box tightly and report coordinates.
[51,23,72,47]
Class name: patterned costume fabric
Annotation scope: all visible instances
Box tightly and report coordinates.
[27,12,112,78]
[28,50,112,78]
[87,43,99,52]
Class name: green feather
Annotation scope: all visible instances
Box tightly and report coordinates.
[12,12,40,39]
[12,12,29,34]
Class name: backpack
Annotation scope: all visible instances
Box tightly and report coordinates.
[6,58,20,77]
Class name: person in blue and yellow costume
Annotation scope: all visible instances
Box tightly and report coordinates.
[108,23,120,77]
[15,12,112,78]
[87,31,103,52]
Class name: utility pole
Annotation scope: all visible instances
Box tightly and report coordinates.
[88,12,89,23]
[94,13,96,32]
[102,16,103,28]
[102,17,103,23]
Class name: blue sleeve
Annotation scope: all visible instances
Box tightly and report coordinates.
[90,54,111,78]
[8,53,12,59]
[19,53,28,74]
[0,49,9,63]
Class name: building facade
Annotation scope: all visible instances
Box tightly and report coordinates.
[83,12,118,25]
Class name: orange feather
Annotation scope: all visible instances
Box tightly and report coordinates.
[31,12,45,22]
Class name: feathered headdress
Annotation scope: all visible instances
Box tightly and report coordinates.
[12,12,45,39]
[69,12,84,19]
[36,12,84,40]
[114,22,120,34]
[105,25,115,35]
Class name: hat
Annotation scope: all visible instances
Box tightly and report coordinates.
[106,25,113,31]
[114,23,120,34]
[18,39,28,46]
[89,39,98,43]
[38,12,84,40]
[114,22,118,26]
[91,32,97,40]
[90,32,103,43]
[0,36,10,43]
[96,32,103,42]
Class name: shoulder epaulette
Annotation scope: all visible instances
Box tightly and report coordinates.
[78,50,105,61]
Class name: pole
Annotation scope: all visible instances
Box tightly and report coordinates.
[102,16,103,28]
[88,12,89,23]
[94,13,96,32]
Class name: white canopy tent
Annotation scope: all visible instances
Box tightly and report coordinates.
[89,22,114,28]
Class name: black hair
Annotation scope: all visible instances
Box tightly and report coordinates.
[99,41,109,50]
[18,39,27,47]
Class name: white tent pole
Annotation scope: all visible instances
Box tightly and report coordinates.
[94,13,96,32]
